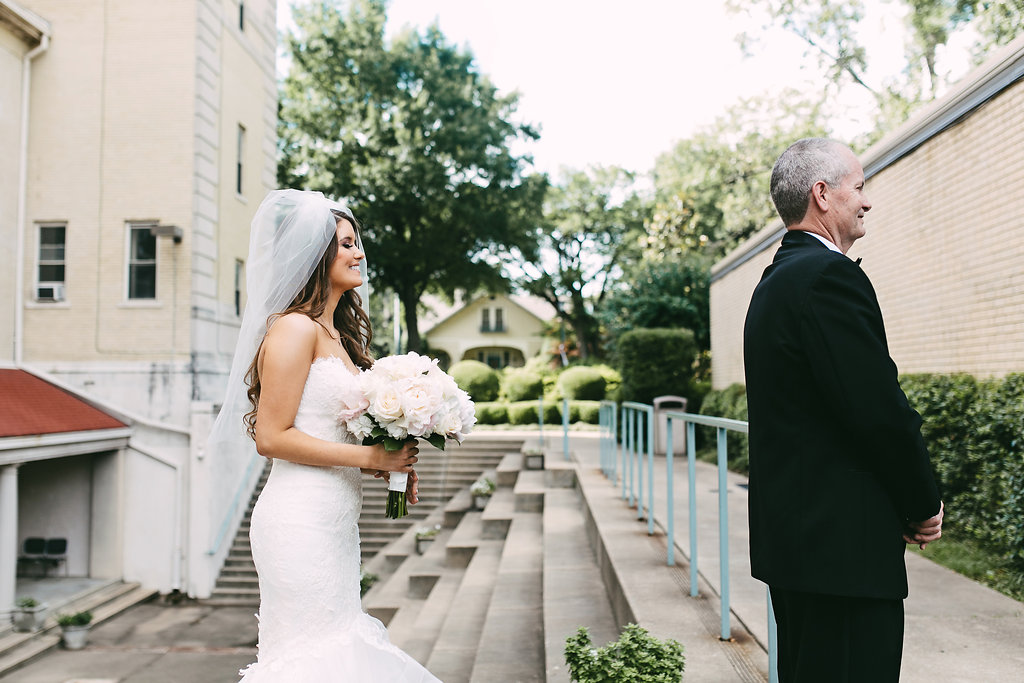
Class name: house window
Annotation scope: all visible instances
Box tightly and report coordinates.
[480,308,490,332]
[494,308,504,332]
[128,224,157,299]
[36,224,66,301]
[234,259,244,316]
[236,124,246,195]
[238,1,245,30]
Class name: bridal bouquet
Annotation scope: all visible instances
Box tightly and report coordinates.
[338,352,476,518]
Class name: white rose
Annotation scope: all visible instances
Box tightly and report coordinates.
[371,385,404,423]
[402,377,443,435]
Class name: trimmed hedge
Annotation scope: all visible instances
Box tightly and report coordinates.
[507,400,562,425]
[700,373,1024,571]
[557,366,607,400]
[449,360,500,402]
[617,328,697,405]
[901,373,1024,566]
[473,401,508,425]
[502,369,545,402]
[697,383,748,472]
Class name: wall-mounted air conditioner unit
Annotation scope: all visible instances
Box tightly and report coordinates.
[36,284,65,302]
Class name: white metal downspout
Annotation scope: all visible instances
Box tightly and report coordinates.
[15,32,50,365]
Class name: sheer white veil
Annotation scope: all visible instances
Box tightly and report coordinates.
[207,189,365,465]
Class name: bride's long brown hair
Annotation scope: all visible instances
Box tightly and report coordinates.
[243,212,373,440]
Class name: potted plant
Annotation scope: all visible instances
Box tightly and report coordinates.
[414,524,441,555]
[522,446,544,470]
[470,477,496,510]
[564,623,685,682]
[56,610,93,650]
[12,597,48,633]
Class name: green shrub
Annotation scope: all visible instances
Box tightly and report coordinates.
[508,400,560,425]
[56,611,92,628]
[449,360,500,402]
[697,383,748,473]
[617,328,697,405]
[564,623,685,683]
[473,401,508,425]
[573,400,602,424]
[558,366,608,400]
[502,368,545,401]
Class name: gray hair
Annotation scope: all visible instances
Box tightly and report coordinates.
[770,138,852,226]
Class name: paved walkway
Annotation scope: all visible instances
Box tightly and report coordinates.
[570,431,1024,682]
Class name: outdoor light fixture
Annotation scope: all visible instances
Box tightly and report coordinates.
[150,224,183,244]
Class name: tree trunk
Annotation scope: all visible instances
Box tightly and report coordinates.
[401,290,422,353]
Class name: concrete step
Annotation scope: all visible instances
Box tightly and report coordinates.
[496,452,522,488]
[0,582,156,678]
[480,487,515,540]
[425,539,504,683]
[543,485,621,683]
[514,469,546,513]
[470,512,545,683]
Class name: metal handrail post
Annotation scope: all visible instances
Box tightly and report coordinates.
[666,417,675,565]
[610,405,617,482]
[562,397,570,461]
[717,426,731,640]
[630,405,638,518]
[621,405,629,500]
[768,587,779,682]
[624,406,632,503]
[538,395,544,448]
[687,420,698,597]
[646,406,655,534]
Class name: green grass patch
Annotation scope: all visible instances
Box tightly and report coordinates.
[909,535,1024,602]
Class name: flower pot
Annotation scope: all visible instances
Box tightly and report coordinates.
[523,452,544,470]
[472,494,491,510]
[12,604,48,633]
[60,624,90,650]
[415,537,435,555]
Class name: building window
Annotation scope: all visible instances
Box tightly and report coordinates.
[480,308,490,332]
[236,124,246,195]
[36,223,66,301]
[238,1,245,30]
[494,308,504,332]
[235,259,244,316]
[128,224,157,300]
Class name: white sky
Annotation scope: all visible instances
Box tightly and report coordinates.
[278,1,974,177]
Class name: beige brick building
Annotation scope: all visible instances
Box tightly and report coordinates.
[1,0,277,600]
[710,35,1024,389]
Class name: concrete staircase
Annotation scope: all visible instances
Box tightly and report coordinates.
[0,580,157,678]
[361,447,622,683]
[206,439,516,606]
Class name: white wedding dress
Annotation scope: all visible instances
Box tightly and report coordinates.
[239,356,441,682]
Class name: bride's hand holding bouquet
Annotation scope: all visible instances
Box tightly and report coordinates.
[339,351,476,518]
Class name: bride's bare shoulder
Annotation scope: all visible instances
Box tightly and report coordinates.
[263,313,317,351]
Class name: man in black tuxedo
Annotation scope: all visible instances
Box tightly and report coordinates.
[743,138,943,682]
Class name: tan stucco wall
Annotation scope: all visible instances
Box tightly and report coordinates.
[425,295,548,366]
[710,73,1024,388]
[21,0,196,362]
[0,25,31,363]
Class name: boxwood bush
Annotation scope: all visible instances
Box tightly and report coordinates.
[501,368,545,402]
[617,328,696,405]
[473,401,508,425]
[507,400,561,425]
[449,360,500,402]
[557,366,607,400]
[697,383,749,472]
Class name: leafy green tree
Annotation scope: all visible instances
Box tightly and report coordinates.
[598,254,711,353]
[518,166,649,360]
[646,92,829,262]
[278,0,545,351]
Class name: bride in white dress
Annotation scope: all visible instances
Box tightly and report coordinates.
[210,190,442,682]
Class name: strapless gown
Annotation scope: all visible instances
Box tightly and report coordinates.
[239,356,441,681]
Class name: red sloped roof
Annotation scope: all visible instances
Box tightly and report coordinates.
[0,370,127,438]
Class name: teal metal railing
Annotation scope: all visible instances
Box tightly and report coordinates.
[598,403,778,683]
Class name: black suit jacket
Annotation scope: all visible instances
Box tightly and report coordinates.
[743,230,940,600]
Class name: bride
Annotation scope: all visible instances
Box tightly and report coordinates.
[210,189,442,681]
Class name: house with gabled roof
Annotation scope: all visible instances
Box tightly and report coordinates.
[421,293,556,370]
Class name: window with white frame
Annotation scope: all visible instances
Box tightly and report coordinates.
[494,307,504,332]
[36,223,66,301]
[238,1,245,30]
[127,224,157,300]
[480,307,490,332]
[236,124,246,195]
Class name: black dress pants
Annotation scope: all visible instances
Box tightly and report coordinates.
[770,586,904,683]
